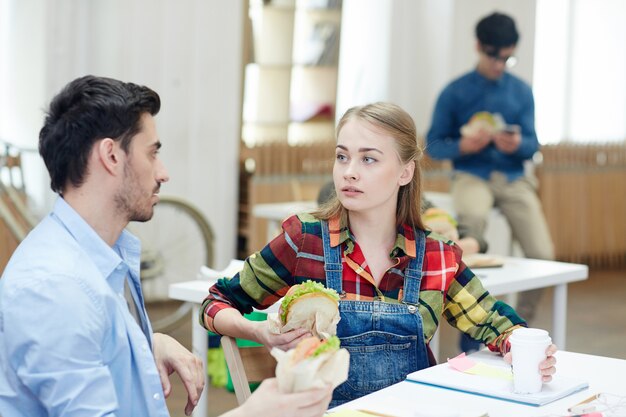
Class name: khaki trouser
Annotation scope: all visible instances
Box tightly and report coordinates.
[451,172,555,323]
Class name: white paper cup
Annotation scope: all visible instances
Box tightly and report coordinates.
[509,328,551,394]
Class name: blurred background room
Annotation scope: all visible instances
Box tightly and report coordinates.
[0,0,624,416]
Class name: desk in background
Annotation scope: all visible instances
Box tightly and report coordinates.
[329,350,626,417]
[252,200,316,241]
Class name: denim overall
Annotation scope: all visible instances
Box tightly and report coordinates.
[321,220,431,407]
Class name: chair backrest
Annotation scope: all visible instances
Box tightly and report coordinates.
[220,335,277,405]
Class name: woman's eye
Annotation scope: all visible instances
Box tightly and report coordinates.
[336,154,347,162]
[363,156,376,163]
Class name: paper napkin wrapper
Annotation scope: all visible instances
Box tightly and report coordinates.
[270,345,350,393]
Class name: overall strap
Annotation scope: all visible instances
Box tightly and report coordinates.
[321,220,343,294]
[402,228,426,305]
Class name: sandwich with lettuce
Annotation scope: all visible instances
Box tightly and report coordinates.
[460,111,506,137]
[271,335,349,393]
[268,280,341,339]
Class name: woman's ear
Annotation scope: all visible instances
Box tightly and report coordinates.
[96,138,122,175]
[399,160,415,186]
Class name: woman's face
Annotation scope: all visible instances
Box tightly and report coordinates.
[333,119,414,216]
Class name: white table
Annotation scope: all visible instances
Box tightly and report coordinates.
[252,200,316,241]
[169,257,587,417]
[329,350,626,417]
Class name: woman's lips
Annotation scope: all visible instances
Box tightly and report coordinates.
[341,186,363,196]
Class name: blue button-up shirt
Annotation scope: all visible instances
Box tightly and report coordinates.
[0,198,169,417]
[426,70,539,181]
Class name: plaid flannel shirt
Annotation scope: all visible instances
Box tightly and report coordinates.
[201,213,525,354]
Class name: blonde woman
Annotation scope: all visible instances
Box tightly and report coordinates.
[201,102,556,406]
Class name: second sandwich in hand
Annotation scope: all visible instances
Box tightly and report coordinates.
[271,335,350,393]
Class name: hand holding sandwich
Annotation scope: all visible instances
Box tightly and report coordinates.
[253,325,313,351]
[211,280,339,352]
[267,281,341,345]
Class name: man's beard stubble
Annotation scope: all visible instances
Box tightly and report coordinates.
[115,163,158,223]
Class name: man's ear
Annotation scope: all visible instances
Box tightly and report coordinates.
[96,138,123,175]
[399,160,415,186]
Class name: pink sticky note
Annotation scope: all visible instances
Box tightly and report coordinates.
[447,352,477,372]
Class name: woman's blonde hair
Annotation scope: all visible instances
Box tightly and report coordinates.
[313,102,424,229]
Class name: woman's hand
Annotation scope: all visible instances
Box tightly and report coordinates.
[253,321,312,351]
[504,343,558,382]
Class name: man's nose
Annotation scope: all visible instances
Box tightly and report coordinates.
[156,160,170,184]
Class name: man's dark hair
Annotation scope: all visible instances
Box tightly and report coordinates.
[39,75,161,193]
[475,12,519,50]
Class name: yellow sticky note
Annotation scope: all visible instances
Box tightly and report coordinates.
[466,362,513,380]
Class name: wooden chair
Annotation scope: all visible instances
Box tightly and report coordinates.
[220,335,277,405]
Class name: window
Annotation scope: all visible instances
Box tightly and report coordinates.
[534,0,626,144]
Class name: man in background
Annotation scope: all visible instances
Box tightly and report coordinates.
[426,12,554,337]
[0,75,331,417]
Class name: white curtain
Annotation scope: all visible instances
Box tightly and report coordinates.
[534,0,626,144]
[0,0,243,269]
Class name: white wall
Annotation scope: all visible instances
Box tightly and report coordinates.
[0,0,49,210]
[335,0,392,118]
[1,0,243,269]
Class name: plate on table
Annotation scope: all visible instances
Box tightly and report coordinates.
[463,254,505,269]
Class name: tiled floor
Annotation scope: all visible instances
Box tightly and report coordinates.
[152,267,626,417]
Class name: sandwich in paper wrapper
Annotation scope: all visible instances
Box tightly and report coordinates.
[267,280,341,339]
[460,111,506,137]
[422,207,459,242]
[271,335,350,393]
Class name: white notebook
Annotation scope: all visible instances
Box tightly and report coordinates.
[406,351,589,407]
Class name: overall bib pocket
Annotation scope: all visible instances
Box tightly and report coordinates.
[334,331,419,399]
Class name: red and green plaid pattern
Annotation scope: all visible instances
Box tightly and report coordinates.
[201,213,525,354]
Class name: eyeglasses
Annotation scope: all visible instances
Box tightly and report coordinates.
[483,49,518,68]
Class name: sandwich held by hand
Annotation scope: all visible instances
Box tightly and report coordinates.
[460,111,506,137]
[267,280,341,339]
[271,335,349,393]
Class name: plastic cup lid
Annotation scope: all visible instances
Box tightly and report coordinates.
[510,327,550,343]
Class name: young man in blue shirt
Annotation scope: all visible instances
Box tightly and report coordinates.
[0,76,331,417]
[426,13,554,343]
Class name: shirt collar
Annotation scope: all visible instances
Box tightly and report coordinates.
[471,68,506,86]
[51,197,141,289]
[327,216,417,258]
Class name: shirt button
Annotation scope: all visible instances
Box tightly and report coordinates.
[153,393,161,401]
[142,343,149,351]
